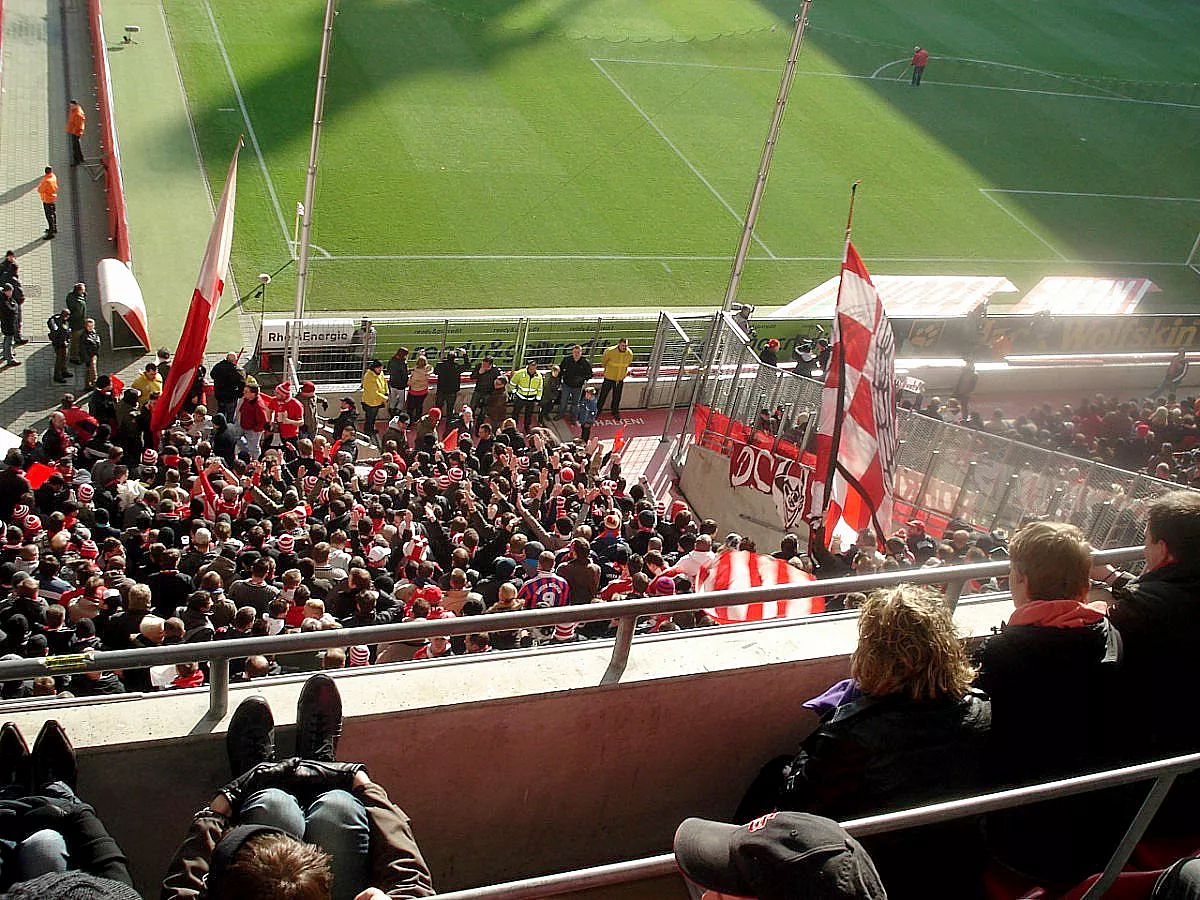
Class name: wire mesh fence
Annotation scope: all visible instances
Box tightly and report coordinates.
[690,315,1179,547]
[255,314,670,384]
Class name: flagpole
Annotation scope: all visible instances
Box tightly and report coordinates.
[291,0,339,369]
[842,179,861,258]
[817,181,862,535]
[720,0,813,313]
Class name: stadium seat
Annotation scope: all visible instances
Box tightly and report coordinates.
[1131,834,1200,870]
[1059,869,1164,900]
[982,858,1047,899]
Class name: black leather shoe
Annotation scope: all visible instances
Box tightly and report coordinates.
[0,722,30,790]
[227,695,276,777]
[296,674,342,762]
[31,720,76,790]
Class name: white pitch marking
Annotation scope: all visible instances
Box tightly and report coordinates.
[593,57,777,74]
[200,0,291,250]
[869,55,1130,99]
[600,57,1200,111]
[307,253,1188,266]
[981,189,1200,204]
[589,58,777,259]
[977,190,1069,261]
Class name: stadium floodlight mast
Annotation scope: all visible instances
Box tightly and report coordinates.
[721,0,812,314]
[290,0,340,367]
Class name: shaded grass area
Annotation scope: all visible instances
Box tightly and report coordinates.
[161,0,1200,312]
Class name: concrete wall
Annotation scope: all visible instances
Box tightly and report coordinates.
[3,597,1014,896]
[679,444,802,549]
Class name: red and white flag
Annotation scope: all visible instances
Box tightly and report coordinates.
[699,550,823,624]
[810,242,898,549]
[151,141,242,436]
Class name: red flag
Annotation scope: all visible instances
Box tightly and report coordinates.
[442,428,458,451]
[25,463,55,490]
[699,550,823,623]
[150,141,242,436]
[809,242,898,549]
[611,425,627,457]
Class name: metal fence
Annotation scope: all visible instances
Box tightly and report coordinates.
[0,549,1142,719]
[681,315,1179,547]
[434,748,1200,900]
[255,313,690,384]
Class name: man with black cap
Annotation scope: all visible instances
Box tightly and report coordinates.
[674,812,886,899]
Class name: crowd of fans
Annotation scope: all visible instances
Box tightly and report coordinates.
[910,389,1200,486]
[0,340,822,699]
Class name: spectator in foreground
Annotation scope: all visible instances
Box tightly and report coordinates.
[162,674,434,900]
[0,719,136,895]
[735,585,990,899]
[675,812,885,900]
[974,520,1128,885]
[1095,489,1200,831]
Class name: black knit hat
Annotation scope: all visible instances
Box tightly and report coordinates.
[1,872,143,899]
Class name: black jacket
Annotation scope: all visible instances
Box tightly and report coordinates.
[210,359,245,404]
[975,618,1134,883]
[1109,562,1200,759]
[781,691,991,900]
[559,355,593,389]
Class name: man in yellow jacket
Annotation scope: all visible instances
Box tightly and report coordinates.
[596,338,633,420]
[38,166,58,239]
[509,361,544,432]
[360,357,389,439]
[67,100,86,166]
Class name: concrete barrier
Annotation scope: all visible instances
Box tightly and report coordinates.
[679,444,796,549]
[2,597,1012,895]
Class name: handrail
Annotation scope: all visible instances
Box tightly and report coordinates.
[432,750,1200,900]
[0,547,1144,716]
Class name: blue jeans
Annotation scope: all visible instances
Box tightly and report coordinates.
[1,333,13,363]
[559,384,583,417]
[241,788,370,900]
[0,782,76,885]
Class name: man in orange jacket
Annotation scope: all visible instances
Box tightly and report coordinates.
[38,166,58,239]
[67,100,86,166]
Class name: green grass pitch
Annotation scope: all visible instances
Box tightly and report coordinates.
[161,0,1200,314]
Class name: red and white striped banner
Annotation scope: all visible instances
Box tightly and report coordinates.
[151,141,241,436]
[700,550,823,624]
[810,242,898,549]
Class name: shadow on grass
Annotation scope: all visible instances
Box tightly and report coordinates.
[172,0,1200,302]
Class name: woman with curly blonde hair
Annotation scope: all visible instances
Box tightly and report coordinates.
[735,585,991,899]
[851,584,978,702]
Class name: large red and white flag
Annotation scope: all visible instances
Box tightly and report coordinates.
[151,141,242,436]
[699,550,824,624]
[809,242,898,549]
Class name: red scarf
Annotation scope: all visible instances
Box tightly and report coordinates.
[1008,598,1107,629]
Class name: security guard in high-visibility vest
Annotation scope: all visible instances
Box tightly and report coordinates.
[509,361,544,433]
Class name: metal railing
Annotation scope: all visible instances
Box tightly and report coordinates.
[684,313,1183,547]
[0,548,1143,718]
[432,750,1200,900]
[254,313,706,384]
